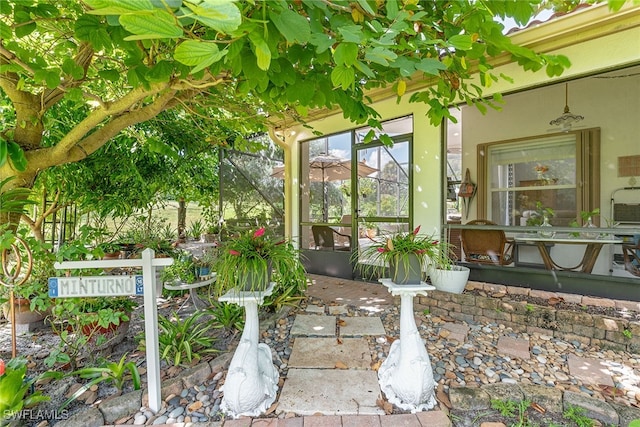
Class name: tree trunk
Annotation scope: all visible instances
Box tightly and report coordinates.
[178,198,186,240]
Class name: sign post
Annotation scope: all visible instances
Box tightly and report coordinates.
[51,248,172,413]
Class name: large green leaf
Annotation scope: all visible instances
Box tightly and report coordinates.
[75,14,113,49]
[7,142,27,172]
[448,34,473,51]
[270,9,311,43]
[331,65,355,90]
[415,58,447,75]
[85,0,154,14]
[364,46,396,66]
[333,43,358,67]
[338,25,365,44]
[249,32,271,71]
[174,40,226,73]
[0,21,12,40]
[62,58,85,80]
[120,10,183,40]
[183,0,241,34]
[0,138,7,167]
[147,60,175,82]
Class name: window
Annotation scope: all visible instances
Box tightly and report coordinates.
[477,129,600,226]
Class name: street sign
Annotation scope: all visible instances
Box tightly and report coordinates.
[48,275,144,298]
[51,250,173,413]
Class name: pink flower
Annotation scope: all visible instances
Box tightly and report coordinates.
[377,247,386,253]
[413,225,421,235]
[229,249,241,256]
[253,228,266,238]
[0,359,4,376]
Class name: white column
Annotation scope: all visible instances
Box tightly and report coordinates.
[378,279,437,412]
[219,284,278,419]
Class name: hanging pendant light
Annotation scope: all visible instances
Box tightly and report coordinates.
[549,83,584,131]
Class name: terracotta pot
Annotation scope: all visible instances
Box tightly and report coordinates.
[1,298,48,324]
[81,319,130,349]
[101,250,122,260]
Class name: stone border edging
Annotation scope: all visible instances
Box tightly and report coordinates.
[417,282,640,353]
[449,382,640,426]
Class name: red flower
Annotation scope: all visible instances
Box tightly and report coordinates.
[377,247,386,253]
[253,228,266,238]
[0,359,4,376]
[229,249,241,256]
[413,225,421,235]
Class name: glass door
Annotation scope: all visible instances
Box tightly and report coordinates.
[353,137,411,272]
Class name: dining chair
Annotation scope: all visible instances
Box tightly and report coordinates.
[311,225,352,251]
[460,219,515,266]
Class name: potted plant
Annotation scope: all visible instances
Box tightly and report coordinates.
[96,241,123,259]
[214,227,306,294]
[427,241,470,294]
[194,247,218,279]
[356,225,439,284]
[160,252,198,285]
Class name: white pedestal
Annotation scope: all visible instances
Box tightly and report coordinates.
[378,279,437,412]
[219,283,279,419]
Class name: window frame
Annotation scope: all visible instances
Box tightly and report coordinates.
[477,128,601,225]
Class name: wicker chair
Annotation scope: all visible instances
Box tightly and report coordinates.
[622,243,640,277]
[461,219,515,266]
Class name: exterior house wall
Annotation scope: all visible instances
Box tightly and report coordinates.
[279,4,640,273]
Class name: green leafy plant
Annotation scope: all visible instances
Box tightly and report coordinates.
[0,357,50,423]
[160,252,198,285]
[214,227,306,295]
[490,399,532,427]
[629,419,640,427]
[491,398,518,417]
[355,225,439,281]
[207,301,245,334]
[525,304,535,313]
[187,220,205,240]
[525,201,555,227]
[148,311,218,367]
[59,353,141,410]
[622,329,632,339]
[46,296,137,370]
[262,267,308,312]
[563,405,595,427]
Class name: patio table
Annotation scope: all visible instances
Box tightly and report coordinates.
[513,233,622,273]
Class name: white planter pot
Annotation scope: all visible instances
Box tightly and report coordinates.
[428,265,470,294]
